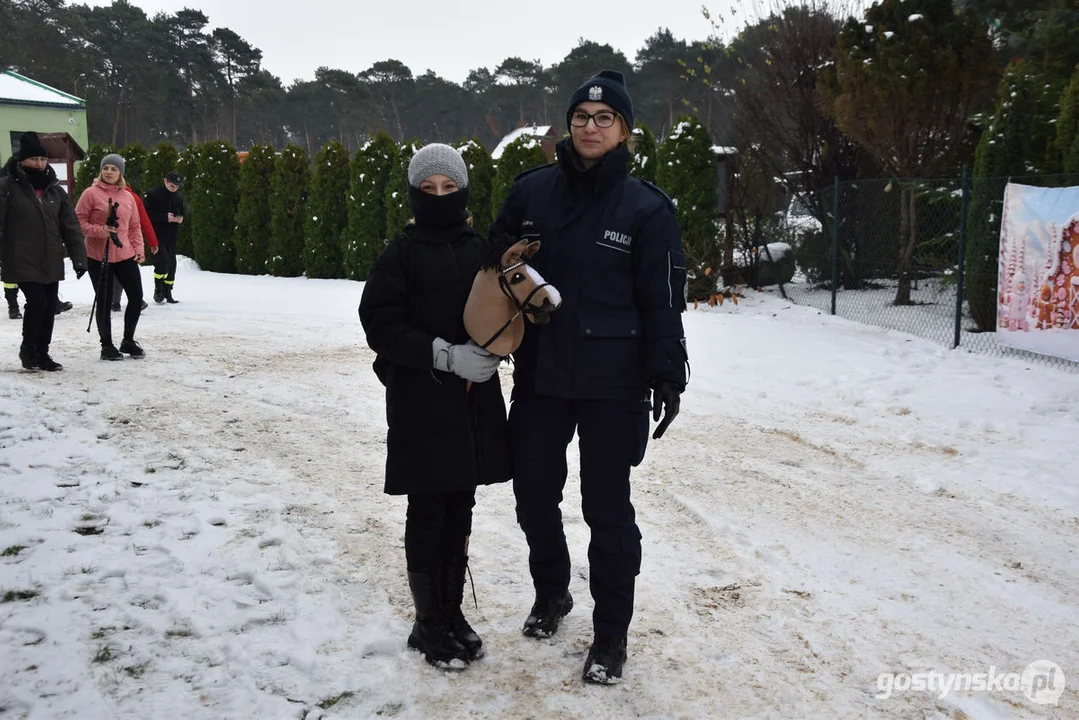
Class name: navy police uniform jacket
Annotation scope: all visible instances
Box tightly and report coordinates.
[491,139,688,401]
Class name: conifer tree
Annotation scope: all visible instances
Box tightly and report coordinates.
[146,142,180,191]
[458,137,494,237]
[1057,65,1079,173]
[966,60,1041,331]
[233,144,276,275]
[343,132,398,280]
[268,144,310,277]
[385,141,421,238]
[629,123,658,185]
[491,137,549,216]
[303,140,351,278]
[176,143,202,258]
[119,142,149,193]
[74,144,113,200]
[656,116,718,301]
[188,141,240,273]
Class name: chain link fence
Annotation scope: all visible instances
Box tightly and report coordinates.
[779,172,1079,372]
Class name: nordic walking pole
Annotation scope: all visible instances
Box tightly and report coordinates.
[87,199,122,333]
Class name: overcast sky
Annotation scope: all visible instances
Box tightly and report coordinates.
[79,0,800,86]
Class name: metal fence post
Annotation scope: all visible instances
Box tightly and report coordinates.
[953,165,970,348]
[831,176,840,315]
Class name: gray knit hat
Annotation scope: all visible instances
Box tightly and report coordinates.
[407,143,468,189]
[100,153,126,175]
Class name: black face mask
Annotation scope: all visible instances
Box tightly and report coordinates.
[407,185,470,228]
[23,165,50,190]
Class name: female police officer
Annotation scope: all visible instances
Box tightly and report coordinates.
[491,70,688,684]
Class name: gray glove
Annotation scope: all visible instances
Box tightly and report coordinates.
[432,338,500,383]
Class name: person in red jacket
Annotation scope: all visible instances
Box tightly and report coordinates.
[110,184,158,312]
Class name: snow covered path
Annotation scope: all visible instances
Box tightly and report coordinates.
[1,262,1077,719]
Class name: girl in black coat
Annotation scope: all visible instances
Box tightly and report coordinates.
[358,143,511,669]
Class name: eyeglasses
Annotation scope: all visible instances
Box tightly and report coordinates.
[569,110,619,129]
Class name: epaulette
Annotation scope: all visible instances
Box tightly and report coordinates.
[641,180,676,213]
[513,162,556,183]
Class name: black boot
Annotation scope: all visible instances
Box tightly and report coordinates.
[6,288,20,320]
[153,279,165,304]
[100,343,123,361]
[164,284,178,304]
[55,300,73,315]
[37,351,62,372]
[523,590,574,639]
[582,634,628,685]
[441,554,484,660]
[406,570,470,670]
[119,338,144,358]
[18,342,37,370]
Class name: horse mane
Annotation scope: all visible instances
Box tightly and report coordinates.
[481,232,519,271]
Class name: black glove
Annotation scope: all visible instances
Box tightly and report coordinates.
[651,381,682,440]
[74,266,87,280]
[105,216,119,229]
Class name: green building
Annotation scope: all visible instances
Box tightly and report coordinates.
[0,69,88,191]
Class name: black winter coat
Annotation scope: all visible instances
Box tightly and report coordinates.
[0,159,87,284]
[491,139,688,401]
[142,185,185,245]
[358,221,511,495]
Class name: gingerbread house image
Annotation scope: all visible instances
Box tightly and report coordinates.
[1033,215,1079,330]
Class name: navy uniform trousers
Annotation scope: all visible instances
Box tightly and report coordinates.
[509,392,650,638]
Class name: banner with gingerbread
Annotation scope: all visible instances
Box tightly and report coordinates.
[997,182,1079,362]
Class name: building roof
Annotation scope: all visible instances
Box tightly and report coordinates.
[491,125,552,160]
[0,69,84,108]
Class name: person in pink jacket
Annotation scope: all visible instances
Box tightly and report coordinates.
[75,153,147,360]
[110,184,159,312]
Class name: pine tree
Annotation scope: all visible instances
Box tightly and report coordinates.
[656,116,718,301]
[119,142,149,193]
[74,143,113,201]
[268,144,310,277]
[187,142,240,273]
[385,141,422,238]
[1057,65,1079,173]
[145,142,180,193]
[302,140,351,279]
[233,144,276,275]
[491,137,550,217]
[457,137,494,236]
[629,123,658,185]
[343,131,398,280]
[176,144,201,258]
[965,60,1041,332]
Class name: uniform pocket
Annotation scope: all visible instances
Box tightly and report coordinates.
[575,310,645,389]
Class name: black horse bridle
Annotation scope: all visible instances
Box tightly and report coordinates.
[477,259,555,351]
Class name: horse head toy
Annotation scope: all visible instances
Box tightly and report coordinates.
[464,234,562,357]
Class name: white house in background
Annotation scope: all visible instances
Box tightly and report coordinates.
[491,125,556,160]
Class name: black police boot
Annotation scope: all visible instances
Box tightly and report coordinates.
[441,553,484,661]
[406,570,470,670]
[153,279,165,304]
[523,590,573,639]
[582,634,628,685]
[164,284,179,304]
[18,342,37,370]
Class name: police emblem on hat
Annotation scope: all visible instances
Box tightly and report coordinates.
[588,85,603,101]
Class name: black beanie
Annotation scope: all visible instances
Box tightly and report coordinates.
[566,70,634,131]
[18,131,48,161]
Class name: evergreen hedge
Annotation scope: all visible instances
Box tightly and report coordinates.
[233,143,276,275]
[303,140,351,278]
[491,136,549,217]
[457,137,494,236]
[145,141,180,192]
[1058,65,1079,173]
[119,142,149,194]
[343,131,398,280]
[965,61,1041,332]
[385,141,422,237]
[176,144,201,257]
[188,141,240,273]
[267,144,310,277]
[629,123,658,185]
[74,143,112,200]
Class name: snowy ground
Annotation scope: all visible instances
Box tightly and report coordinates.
[1,259,1077,719]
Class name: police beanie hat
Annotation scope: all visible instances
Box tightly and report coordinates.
[100,153,126,175]
[566,69,634,131]
[18,131,48,160]
[407,143,469,189]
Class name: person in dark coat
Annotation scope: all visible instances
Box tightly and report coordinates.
[490,70,689,684]
[143,171,184,304]
[0,131,88,371]
[359,143,511,670]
